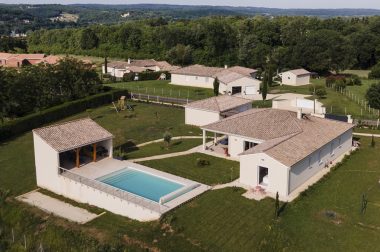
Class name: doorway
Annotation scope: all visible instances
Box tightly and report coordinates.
[232,86,242,95]
[258,166,269,186]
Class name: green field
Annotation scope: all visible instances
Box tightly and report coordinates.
[105,80,215,100]
[140,153,240,185]
[1,100,380,251]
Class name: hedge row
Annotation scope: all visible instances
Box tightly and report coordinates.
[0,89,127,141]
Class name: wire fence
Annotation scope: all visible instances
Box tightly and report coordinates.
[329,85,380,119]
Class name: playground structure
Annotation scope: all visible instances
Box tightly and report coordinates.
[112,96,134,113]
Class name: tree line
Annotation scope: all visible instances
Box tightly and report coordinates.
[27,16,380,73]
[0,58,101,120]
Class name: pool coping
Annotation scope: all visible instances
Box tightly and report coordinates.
[67,158,210,214]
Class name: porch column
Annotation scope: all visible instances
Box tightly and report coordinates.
[202,129,206,151]
[93,143,97,162]
[214,132,217,144]
[76,148,80,168]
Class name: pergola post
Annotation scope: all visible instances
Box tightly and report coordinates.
[76,148,80,168]
[93,143,97,162]
[202,129,206,150]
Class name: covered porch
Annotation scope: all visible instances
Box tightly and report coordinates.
[201,129,238,160]
[59,139,113,170]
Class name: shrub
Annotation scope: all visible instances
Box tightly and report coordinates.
[0,89,127,141]
[122,72,135,82]
[196,158,210,167]
[325,75,347,88]
[163,131,172,147]
[365,83,380,109]
[309,84,327,98]
[369,62,380,79]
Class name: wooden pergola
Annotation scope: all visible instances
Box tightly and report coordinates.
[75,143,98,168]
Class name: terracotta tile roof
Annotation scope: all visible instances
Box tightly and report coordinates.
[0,52,13,59]
[227,66,257,76]
[36,55,62,65]
[171,65,257,82]
[16,54,46,60]
[202,109,303,140]
[171,64,224,77]
[186,95,252,113]
[33,118,113,152]
[205,108,353,167]
[107,61,130,69]
[287,68,311,76]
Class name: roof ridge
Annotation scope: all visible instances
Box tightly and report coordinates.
[33,117,92,132]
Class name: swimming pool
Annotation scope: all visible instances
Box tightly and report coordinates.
[96,168,185,203]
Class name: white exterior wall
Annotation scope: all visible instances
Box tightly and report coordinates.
[185,107,221,126]
[228,135,262,158]
[272,98,326,114]
[282,72,310,86]
[288,129,352,193]
[224,77,261,96]
[240,153,290,196]
[33,133,60,188]
[171,74,215,89]
[102,66,127,78]
[56,176,160,221]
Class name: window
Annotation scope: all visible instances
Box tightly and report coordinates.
[330,142,335,156]
[338,137,342,148]
[195,76,198,80]
[318,150,322,164]
[244,141,258,151]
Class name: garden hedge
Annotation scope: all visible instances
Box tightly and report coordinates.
[0,89,127,141]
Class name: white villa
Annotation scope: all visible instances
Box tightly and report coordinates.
[103,59,179,78]
[185,95,252,126]
[280,68,311,86]
[170,65,261,96]
[33,118,208,221]
[201,108,353,199]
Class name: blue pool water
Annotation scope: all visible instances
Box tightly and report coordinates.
[96,168,184,202]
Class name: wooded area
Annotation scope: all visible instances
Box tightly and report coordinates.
[28,16,380,72]
[0,57,101,119]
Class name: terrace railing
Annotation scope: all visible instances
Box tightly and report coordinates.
[58,167,165,213]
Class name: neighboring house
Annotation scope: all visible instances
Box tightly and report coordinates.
[272,97,326,115]
[103,58,179,78]
[280,68,311,86]
[185,95,252,126]
[170,65,260,96]
[0,53,61,67]
[201,108,353,198]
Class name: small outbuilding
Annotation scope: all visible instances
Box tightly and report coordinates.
[281,68,311,86]
[185,95,252,126]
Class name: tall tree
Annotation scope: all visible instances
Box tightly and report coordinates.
[261,71,268,101]
[213,77,220,96]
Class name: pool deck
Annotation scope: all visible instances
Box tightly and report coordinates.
[67,158,210,214]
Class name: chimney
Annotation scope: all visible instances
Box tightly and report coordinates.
[224,65,228,69]
[297,109,302,120]
[128,58,131,64]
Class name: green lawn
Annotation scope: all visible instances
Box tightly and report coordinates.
[140,153,239,185]
[63,101,201,147]
[342,69,370,78]
[122,138,203,160]
[346,78,378,101]
[105,80,214,100]
[2,101,380,251]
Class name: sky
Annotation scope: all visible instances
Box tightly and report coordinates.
[1,0,380,9]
